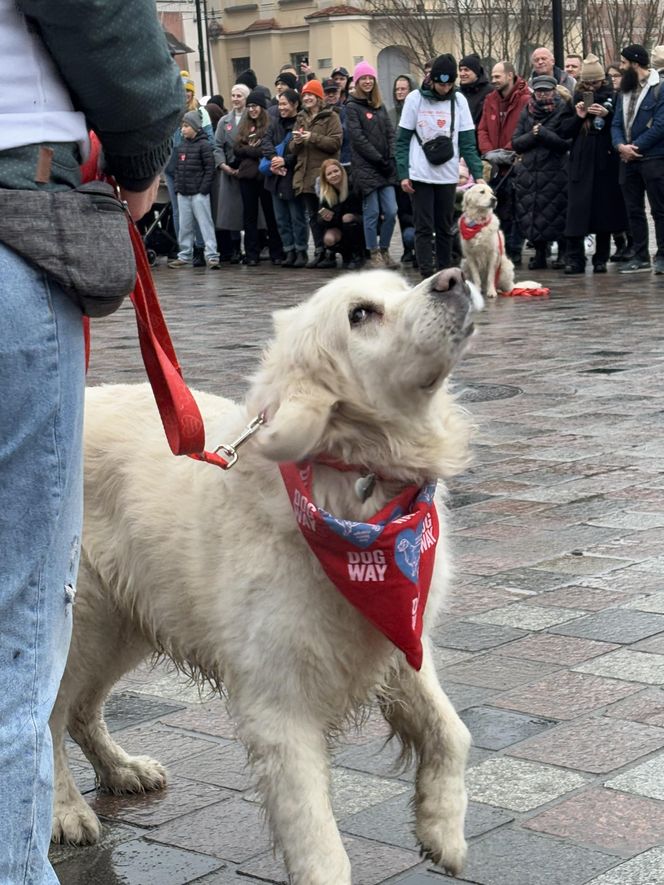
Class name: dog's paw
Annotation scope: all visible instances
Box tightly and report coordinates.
[99,755,167,795]
[52,799,101,845]
[485,289,498,299]
[416,818,467,877]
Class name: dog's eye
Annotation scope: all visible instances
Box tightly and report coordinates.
[349,305,377,326]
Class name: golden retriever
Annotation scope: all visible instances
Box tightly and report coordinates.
[460,183,515,298]
[50,268,482,884]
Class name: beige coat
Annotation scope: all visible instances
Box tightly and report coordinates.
[289,107,342,195]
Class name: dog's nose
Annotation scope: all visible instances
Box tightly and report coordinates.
[432,268,464,293]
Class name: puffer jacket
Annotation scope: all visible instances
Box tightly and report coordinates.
[262,113,298,200]
[345,95,396,195]
[174,129,215,195]
[289,107,342,195]
[512,94,574,242]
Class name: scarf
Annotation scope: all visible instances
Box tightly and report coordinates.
[528,93,558,119]
[280,461,440,670]
[459,214,491,240]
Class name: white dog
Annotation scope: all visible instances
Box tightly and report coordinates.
[460,183,515,298]
[50,269,482,884]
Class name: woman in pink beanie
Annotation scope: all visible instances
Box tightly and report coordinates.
[346,60,398,267]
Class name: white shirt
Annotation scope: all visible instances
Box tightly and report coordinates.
[0,0,88,154]
[399,89,475,185]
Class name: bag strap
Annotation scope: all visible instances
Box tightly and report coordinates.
[126,222,235,469]
[414,91,456,147]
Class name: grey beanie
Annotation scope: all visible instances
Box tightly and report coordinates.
[183,110,203,132]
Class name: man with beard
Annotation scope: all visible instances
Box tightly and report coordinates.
[611,44,664,274]
[478,61,531,264]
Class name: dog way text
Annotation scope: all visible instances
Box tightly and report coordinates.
[347,549,387,582]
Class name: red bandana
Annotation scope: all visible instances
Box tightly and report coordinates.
[459,214,492,241]
[279,462,440,669]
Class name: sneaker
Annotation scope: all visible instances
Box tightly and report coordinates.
[563,264,585,275]
[593,262,607,274]
[380,248,397,269]
[207,258,220,269]
[168,259,190,268]
[619,259,652,274]
[654,258,664,275]
[368,249,384,269]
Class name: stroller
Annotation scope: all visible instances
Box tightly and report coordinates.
[136,180,178,266]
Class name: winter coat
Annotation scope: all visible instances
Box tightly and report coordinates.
[234,124,266,180]
[345,96,396,195]
[611,68,664,159]
[262,114,299,200]
[174,130,215,196]
[214,110,244,229]
[289,107,343,195]
[389,74,417,127]
[460,73,494,125]
[318,181,363,229]
[512,95,574,242]
[561,85,627,236]
[478,78,531,153]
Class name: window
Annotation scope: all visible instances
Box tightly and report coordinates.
[232,57,251,78]
[317,58,332,69]
[291,51,309,70]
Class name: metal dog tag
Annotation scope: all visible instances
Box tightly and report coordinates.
[354,473,376,502]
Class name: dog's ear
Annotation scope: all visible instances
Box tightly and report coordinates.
[256,387,337,462]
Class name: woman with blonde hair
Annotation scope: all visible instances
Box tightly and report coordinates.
[289,79,343,267]
[316,158,364,268]
[345,61,398,268]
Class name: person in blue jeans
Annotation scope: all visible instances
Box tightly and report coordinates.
[345,61,399,268]
[0,3,182,884]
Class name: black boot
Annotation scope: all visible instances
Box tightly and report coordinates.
[528,244,547,270]
[192,245,206,268]
[318,249,337,269]
[306,248,325,269]
[293,250,308,268]
[281,250,296,267]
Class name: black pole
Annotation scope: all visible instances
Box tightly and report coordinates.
[194,0,208,95]
[202,0,214,95]
[552,0,564,69]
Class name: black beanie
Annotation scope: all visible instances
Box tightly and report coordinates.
[430,53,457,84]
[275,71,298,90]
[246,89,268,109]
[459,54,482,78]
[236,68,258,90]
[621,44,650,67]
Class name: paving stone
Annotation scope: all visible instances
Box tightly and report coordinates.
[441,583,525,617]
[605,755,664,801]
[491,671,641,720]
[573,649,664,684]
[158,700,239,739]
[148,797,272,863]
[331,767,409,816]
[239,835,419,884]
[432,620,528,651]
[467,602,583,631]
[550,608,664,643]
[444,653,560,690]
[604,687,664,726]
[527,584,633,611]
[478,568,571,594]
[508,716,664,773]
[465,757,586,811]
[532,554,632,575]
[497,633,619,665]
[584,846,664,884]
[459,826,617,885]
[437,681,500,712]
[50,821,142,866]
[523,787,664,857]
[169,742,253,791]
[184,866,265,884]
[625,591,664,613]
[104,691,186,732]
[91,777,231,826]
[116,659,212,705]
[387,870,476,884]
[335,736,414,782]
[460,706,557,751]
[53,838,223,885]
[633,633,664,653]
[580,569,664,595]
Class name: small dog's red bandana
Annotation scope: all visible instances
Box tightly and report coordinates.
[279,462,439,669]
[459,214,492,240]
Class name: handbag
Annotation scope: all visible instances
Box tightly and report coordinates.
[259,131,292,176]
[0,181,135,317]
[415,96,456,165]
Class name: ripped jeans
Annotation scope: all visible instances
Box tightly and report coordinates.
[0,243,84,884]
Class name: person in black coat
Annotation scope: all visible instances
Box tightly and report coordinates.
[345,61,398,268]
[316,158,364,268]
[512,76,575,269]
[169,110,220,268]
[560,55,628,274]
[459,54,494,125]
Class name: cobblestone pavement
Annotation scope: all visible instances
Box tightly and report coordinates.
[51,252,664,885]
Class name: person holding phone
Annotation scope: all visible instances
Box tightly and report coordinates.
[561,54,627,274]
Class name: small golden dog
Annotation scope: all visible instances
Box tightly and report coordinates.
[460,183,515,298]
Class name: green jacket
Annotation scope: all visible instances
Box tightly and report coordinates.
[6,0,184,190]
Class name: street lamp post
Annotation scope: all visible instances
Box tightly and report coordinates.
[194,0,208,94]
[552,0,564,69]
[202,0,214,94]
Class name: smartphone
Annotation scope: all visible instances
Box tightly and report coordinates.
[302,57,309,66]
[583,91,594,110]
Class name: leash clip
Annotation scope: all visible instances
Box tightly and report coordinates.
[213,412,265,469]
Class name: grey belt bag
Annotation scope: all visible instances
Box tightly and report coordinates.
[0,181,136,317]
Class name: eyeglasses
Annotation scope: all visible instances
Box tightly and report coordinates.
[534,88,554,95]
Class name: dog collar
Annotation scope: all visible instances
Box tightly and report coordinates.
[279,461,439,670]
[459,214,492,240]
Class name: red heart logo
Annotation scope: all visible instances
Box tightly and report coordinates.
[437,119,445,128]
[366,112,373,120]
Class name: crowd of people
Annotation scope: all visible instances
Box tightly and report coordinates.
[165,41,664,279]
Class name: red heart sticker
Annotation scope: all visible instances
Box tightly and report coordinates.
[366,112,373,120]
[437,118,445,128]
[226,123,233,130]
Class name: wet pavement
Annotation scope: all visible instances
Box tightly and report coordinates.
[51,249,664,885]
